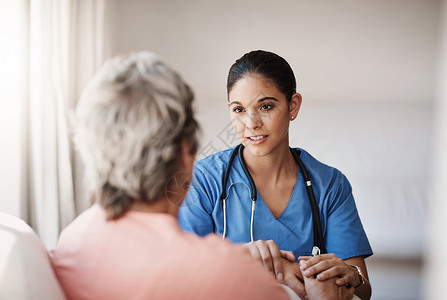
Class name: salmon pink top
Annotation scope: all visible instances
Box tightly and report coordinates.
[51,204,289,300]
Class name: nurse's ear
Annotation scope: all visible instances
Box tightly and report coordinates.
[289,93,302,121]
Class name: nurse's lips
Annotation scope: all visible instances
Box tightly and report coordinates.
[247,135,268,144]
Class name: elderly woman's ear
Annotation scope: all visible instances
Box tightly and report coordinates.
[180,138,195,173]
[163,138,195,209]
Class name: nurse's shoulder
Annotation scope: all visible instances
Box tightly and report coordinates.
[183,146,238,211]
[293,148,352,192]
[194,146,237,178]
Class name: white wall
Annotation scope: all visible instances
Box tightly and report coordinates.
[111,0,438,105]
[424,0,447,298]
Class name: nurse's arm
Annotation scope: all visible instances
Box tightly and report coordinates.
[342,256,371,300]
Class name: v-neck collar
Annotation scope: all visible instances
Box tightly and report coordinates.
[255,166,299,221]
[236,149,300,221]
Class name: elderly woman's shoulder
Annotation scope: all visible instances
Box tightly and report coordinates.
[191,233,289,298]
[196,233,270,272]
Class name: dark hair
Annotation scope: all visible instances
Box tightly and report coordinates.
[227,50,296,101]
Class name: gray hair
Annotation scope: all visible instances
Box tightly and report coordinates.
[74,52,199,219]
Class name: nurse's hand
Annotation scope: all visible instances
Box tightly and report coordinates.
[300,261,355,300]
[243,240,295,281]
[298,253,357,286]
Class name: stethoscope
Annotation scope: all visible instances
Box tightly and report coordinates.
[220,144,327,255]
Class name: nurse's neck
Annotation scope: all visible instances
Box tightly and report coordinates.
[243,144,297,184]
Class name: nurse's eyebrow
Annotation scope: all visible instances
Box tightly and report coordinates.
[228,97,279,106]
[257,97,279,103]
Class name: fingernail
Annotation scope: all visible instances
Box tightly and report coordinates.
[277,272,283,281]
[304,270,311,276]
[300,262,307,268]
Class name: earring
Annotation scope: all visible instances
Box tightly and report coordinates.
[291,116,294,120]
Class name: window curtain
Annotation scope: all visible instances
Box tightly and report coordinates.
[20,0,110,249]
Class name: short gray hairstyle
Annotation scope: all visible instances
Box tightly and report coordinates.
[74,52,199,220]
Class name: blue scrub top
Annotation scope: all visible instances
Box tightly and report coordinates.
[179,146,373,260]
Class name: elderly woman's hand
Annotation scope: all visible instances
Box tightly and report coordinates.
[278,258,307,299]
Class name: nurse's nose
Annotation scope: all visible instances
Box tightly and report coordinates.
[245,112,262,131]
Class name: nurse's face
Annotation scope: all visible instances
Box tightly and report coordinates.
[228,74,301,157]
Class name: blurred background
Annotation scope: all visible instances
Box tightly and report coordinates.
[0,0,446,299]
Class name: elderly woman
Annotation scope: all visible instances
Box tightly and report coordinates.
[51,52,354,300]
[50,52,292,300]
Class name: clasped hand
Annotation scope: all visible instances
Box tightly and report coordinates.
[243,240,306,298]
[299,253,360,288]
[242,240,296,281]
[243,241,357,300]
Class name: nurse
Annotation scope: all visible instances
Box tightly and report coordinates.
[179,50,372,300]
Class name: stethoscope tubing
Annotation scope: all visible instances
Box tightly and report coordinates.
[290,148,326,253]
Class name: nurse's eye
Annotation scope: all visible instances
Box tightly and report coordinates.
[232,106,244,113]
[260,104,273,111]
